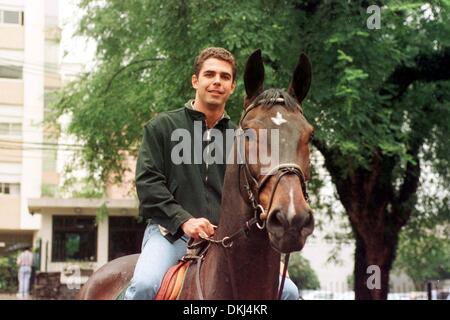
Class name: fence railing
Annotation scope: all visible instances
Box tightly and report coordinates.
[299,280,450,300]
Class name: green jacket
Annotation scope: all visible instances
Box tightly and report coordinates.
[136,100,237,242]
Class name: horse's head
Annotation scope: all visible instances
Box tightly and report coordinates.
[239,49,314,253]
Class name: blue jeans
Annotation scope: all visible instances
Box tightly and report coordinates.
[124,224,299,300]
[18,266,31,295]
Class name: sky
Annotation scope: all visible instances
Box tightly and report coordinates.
[58,0,96,70]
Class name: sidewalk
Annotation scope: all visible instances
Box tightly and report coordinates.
[0,293,34,300]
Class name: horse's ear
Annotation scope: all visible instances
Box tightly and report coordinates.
[244,49,265,109]
[288,53,312,104]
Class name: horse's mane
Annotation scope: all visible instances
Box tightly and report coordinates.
[252,88,303,114]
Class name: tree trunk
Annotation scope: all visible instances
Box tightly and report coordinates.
[354,232,372,300]
[353,228,398,300]
[314,143,419,301]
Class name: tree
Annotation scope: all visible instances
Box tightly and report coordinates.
[292,1,450,299]
[0,252,18,293]
[288,254,321,290]
[53,1,450,299]
[395,227,450,289]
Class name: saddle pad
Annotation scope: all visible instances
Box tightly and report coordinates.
[155,260,190,300]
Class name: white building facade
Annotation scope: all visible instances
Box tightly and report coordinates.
[0,0,62,253]
[0,1,144,282]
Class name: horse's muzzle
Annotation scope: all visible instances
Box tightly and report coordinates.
[266,208,314,253]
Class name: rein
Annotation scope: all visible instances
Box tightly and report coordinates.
[187,97,309,300]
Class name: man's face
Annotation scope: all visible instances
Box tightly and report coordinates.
[192,58,236,107]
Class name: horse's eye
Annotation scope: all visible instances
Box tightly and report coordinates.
[309,132,314,143]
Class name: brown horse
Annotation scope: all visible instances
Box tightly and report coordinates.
[78,49,315,300]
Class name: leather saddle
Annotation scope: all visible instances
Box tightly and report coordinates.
[154,259,190,300]
[154,238,209,300]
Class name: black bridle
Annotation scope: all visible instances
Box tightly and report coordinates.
[238,97,310,228]
[240,162,310,228]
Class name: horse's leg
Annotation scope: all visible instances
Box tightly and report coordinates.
[77,254,139,300]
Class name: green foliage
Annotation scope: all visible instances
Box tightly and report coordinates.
[52,0,450,186]
[394,174,450,286]
[0,253,18,293]
[66,234,81,258]
[95,202,109,224]
[58,161,105,199]
[51,0,307,182]
[395,227,450,287]
[346,273,354,289]
[288,253,320,290]
[41,183,57,197]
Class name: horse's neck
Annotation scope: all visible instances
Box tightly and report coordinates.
[203,163,280,299]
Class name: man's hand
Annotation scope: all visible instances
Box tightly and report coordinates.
[181,218,217,240]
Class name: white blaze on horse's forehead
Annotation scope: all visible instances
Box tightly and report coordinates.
[288,187,296,220]
[271,112,288,126]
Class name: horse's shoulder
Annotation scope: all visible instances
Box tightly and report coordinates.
[92,254,139,280]
[106,254,140,270]
[78,254,140,299]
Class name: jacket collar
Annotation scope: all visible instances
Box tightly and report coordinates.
[184,100,231,126]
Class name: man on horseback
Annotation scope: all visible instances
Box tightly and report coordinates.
[124,47,299,300]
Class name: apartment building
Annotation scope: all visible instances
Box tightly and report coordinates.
[0,0,62,255]
[0,1,145,277]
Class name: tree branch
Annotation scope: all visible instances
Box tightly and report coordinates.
[313,138,354,212]
[391,145,421,228]
[104,57,165,93]
[293,0,322,14]
[381,47,450,100]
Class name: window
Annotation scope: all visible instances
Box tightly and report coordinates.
[0,122,22,137]
[52,216,97,262]
[0,10,23,25]
[0,65,22,79]
[0,123,7,135]
[108,217,146,261]
[0,183,10,194]
[0,183,19,195]
[3,11,19,24]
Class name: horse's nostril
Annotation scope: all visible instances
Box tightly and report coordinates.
[267,209,287,235]
[302,211,314,231]
[283,209,314,232]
